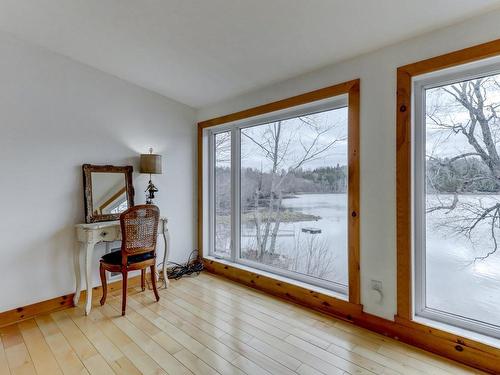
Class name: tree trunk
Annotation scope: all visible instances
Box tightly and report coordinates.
[259,121,282,260]
[269,191,283,254]
[253,189,263,259]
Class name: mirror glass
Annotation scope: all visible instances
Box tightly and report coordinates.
[91,172,128,215]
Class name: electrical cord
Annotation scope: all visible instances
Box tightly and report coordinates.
[145,249,203,290]
[167,249,204,279]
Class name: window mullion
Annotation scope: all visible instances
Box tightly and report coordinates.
[413,81,426,318]
[231,128,241,262]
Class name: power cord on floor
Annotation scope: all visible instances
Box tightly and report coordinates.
[145,249,203,290]
[167,249,204,279]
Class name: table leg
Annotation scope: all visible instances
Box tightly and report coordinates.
[73,242,82,306]
[84,242,94,315]
[161,219,170,288]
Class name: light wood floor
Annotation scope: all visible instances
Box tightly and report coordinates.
[0,273,488,375]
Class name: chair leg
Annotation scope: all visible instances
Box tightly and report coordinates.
[141,269,145,291]
[99,263,107,306]
[121,270,128,316]
[150,264,160,302]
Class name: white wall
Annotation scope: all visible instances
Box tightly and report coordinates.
[198,10,500,320]
[0,31,196,312]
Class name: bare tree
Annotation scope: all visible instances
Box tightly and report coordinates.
[426,76,500,261]
[288,231,336,279]
[215,131,231,163]
[214,132,232,256]
[241,114,346,260]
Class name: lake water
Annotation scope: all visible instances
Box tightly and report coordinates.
[426,194,500,328]
[243,193,500,329]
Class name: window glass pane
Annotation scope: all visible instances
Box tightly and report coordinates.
[214,131,231,257]
[424,72,500,328]
[240,108,348,287]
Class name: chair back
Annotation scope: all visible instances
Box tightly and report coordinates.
[120,205,160,258]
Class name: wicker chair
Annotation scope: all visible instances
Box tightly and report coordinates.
[99,204,160,315]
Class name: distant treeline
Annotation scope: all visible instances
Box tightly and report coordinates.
[293,165,347,193]
[215,165,347,212]
[426,156,500,193]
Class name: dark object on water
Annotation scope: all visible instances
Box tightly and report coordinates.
[302,227,321,234]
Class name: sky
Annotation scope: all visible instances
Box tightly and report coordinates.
[238,106,348,172]
[425,74,500,159]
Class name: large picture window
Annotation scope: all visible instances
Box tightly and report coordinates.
[201,82,359,299]
[238,105,348,291]
[413,59,500,338]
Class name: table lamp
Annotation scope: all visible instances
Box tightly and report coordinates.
[140,148,162,204]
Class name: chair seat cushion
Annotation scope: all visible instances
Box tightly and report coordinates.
[101,250,155,265]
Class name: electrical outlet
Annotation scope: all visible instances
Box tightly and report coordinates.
[370,279,384,304]
[371,279,383,292]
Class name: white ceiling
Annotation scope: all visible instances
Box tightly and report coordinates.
[0,1,499,108]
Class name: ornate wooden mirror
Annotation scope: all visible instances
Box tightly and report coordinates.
[82,164,135,223]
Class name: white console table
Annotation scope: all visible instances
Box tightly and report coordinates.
[73,217,169,315]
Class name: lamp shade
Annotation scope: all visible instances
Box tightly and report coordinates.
[140,153,162,174]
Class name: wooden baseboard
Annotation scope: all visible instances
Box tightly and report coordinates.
[0,294,74,329]
[0,275,141,328]
[203,258,362,321]
[203,259,500,374]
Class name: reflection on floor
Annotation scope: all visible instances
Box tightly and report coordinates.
[0,273,487,375]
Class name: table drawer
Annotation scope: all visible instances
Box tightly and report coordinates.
[96,227,121,241]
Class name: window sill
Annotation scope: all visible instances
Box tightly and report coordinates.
[203,255,348,302]
[413,315,500,349]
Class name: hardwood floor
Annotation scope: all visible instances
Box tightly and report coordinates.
[0,273,489,375]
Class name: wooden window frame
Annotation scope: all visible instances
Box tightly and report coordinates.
[198,79,361,308]
[397,39,500,371]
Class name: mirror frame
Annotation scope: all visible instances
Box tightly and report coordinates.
[82,164,135,223]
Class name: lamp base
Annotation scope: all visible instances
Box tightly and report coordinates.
[145,179,159,205]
